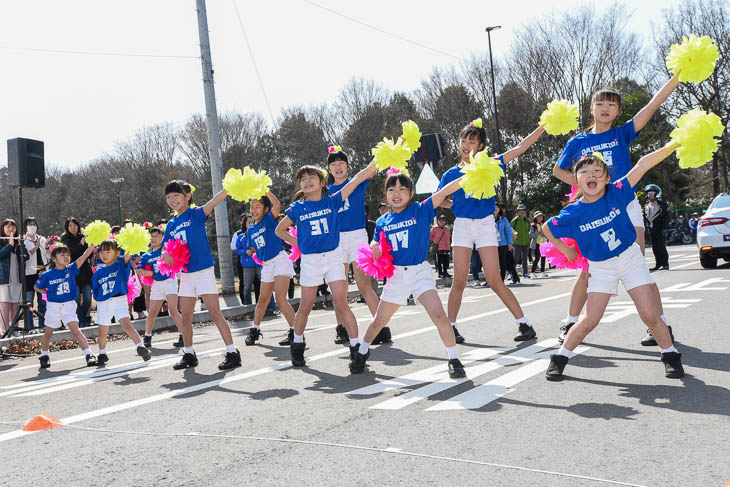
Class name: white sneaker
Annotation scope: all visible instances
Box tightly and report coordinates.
[542,272,549,278]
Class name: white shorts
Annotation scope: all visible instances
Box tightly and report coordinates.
[178,266,218,298]
[627,198,645,229]
[261,251,295,283]
[587,244,654,295]
[453,215,498,248]
[150,278,178,301]
[96,295,131,326]
[380,261,436,305]
[300,248,346,287]
[44,301,78,329]
[340,228,369,263]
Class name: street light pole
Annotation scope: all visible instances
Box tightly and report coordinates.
[486,25,507,205]
[110,177,124,226]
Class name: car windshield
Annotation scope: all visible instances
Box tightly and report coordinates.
[709,193,730,210]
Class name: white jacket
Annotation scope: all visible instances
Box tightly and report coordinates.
[24,235,50,275]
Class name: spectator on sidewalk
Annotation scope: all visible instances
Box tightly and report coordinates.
[689,213,698,242]
[495,204,519,284]
[529,211,548,276]
[430,214,452,278]
[0,219,27,335]
[510,204,531,278]
[23,217,49,332]
[230,213,249,305]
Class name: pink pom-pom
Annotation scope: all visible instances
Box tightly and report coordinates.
[156,239,190,278]
[355,231,395,279]
[143,221,152,228]
[140,264,154,286]
[42,293,47,302]
[540,238,588,272]
[127,275,141,305]
[287,227,301,262]
[252,252,264,265]
[565,185,579,202]
[386,167,402,176]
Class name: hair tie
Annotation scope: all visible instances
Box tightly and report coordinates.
[470,118,483,129]
[328,145,342,153]
[386,167,410,176]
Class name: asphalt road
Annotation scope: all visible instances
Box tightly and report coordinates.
[1,244,729,487]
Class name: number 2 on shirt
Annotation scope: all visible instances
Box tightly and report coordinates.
[388,230,409,251]
[310,218,329,236]
[600,228,622,251]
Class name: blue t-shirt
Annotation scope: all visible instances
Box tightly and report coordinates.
[374,199,436,266]
[137,247,169,282]
[35,264,79,303]
[547,177,637,262]
[245,212,284,262]
[438,155,506,219]
[162,206,215,273]
[327,178,370,232]
[235,233,259,268]
[285,193,343,255]
[557,120,639,182]
[92,256,130,302]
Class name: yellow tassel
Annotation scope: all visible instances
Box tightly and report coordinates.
[666,34,719,83]
[460,150,504,199]
[540,100,579,135]
[670,109,725,168]
[84,220,111,246]
[223,167,271,202]
[372,137,412,172]
[401,120,422,154]
[116,224,151,256]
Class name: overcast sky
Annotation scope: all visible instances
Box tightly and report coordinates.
[0,0,683,169]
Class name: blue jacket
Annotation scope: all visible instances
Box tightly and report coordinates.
[495,217,513,246]
[0,242,29,285]
[235,233,259,268]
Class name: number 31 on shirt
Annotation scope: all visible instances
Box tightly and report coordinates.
[310,218,329,236]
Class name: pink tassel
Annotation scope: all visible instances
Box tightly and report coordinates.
[540,238,588,272]
[252,252,264,265]
[140,264,154,286]
[355,231,395,279]
[565,185,579,202]
[287,227,301,262]
[156,239,191,278]
[127,274,141,305]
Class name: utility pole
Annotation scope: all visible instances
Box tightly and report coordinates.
[486,25,507,204]
[195,0,235,293]
[110,177,124,226]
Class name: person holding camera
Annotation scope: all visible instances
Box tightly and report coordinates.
[0,218,29,335]
[23,217,49,332]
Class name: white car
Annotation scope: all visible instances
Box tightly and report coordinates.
[697,192,730,268]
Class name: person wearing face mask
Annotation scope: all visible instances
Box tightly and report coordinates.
[23,218,49,332]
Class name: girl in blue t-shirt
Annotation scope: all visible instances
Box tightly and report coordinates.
[438,120,544,344]
[552,77,679,344]
[542,145,683,381]
[276,161,375,368]
[241,190,296,347]
[350,170,468,377]
[326,147,384,346]
[161,180,240,371]
[92,239,151,366]
[34,244,97,368]
[136,226,182,349]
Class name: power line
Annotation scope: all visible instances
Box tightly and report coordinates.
[231,0,278,128]
[0,45,199,60]
[301,0,463,62]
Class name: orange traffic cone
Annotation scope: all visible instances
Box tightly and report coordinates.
[21,414,63,432]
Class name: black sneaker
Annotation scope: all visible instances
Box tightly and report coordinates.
[349,350,370,374]
[640,326,674,347]
[372,326,392,345]
[334,324,349,345]
[39,355,50,369]
[448,359,466,378]
[291,342,306,367]
[137,346,151,361]
[514,322,537,342]
[245,327,262,346]
[661,351,684,378]
[173,352,198,370]
[219,350,242,370]
[558,322,575,344]
[173,334,184,348]
[96,353,109,367]
[143,335,152,349]
[85,354,97,367]
[453,326,465,344]
[545,354,569,381]
[279,328,295,346]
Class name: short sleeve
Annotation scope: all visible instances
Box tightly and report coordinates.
[557,136,581,170]
[192,206,208,224]
[612,177,635,205]
[419,198,436,221]
[35,272,47,290]
[374,216,385,242]
[547,207,576,239]
[285,203,299,223]
[68,264,79,279]
[329,192,344,211]
[620,119,639,145]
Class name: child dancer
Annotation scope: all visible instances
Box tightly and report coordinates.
[552,76,679,345]
[35,245,97,368]
[439,120,544,342]
[241,191,296,346]
[162,180,241,370]
[136,226,182,349]
[92,239,151,366]
[326,148,386,345]
[543,146,683,380]
[350,170,468,377]
[276,161,376,368]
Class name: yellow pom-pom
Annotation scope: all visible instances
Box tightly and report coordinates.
[471,118,483,129]
[223,166,270,202]
[116,223,151,256]
[460,150,504,199]
[372,137,412,172]
[401,120,422,154]
[540,100,579,135]
[666,34,719,83]
[670,109,725,168]
[84,220,111,246]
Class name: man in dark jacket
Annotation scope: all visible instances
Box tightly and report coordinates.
[644,184,670,271]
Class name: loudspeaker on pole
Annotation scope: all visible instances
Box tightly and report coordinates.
[7,138,45,188]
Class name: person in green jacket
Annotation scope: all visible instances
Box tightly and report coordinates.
[510,204,531,278]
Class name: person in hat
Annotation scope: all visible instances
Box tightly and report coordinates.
[529,211,548,276]
[689,212,698,241]
[644,184,669,271]
[510,204,532,278]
